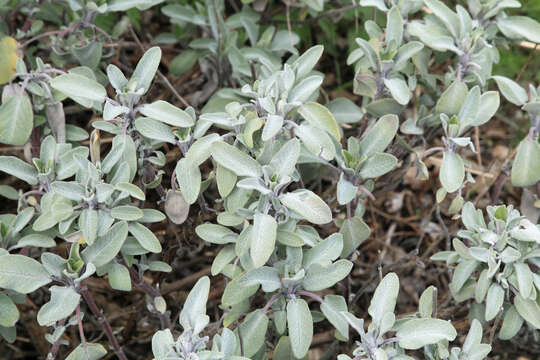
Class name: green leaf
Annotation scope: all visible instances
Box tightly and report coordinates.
[196,223,237,244]
[514,263,533,299]
[368,272,399,326]
[440,151,465,193]
[384,77,410,105]
[358,152,398,179]
[0,293,19,327]
[485,283,504,321]
[397,318,457,349]
[303,233,343,269]
[250,213,277,268]
[37,285,80,326]
[239,310,269,357]
[303,260,352,291]
[287,298,313,359]
[0,156,38,185]
[298,102,341,140]
[424,0,460,37]
[110,205,143,221]
[240,267,281,292]
[211,141,262,178]
[109,263,132,291]
[175,158,201,205]
[0,255,51,293]
[279,189,332,225]
[131,46,162,94]
[293,45,324,79]
[269,138,301,179]
[81,221,128,267]
[337,174,357,205]
[511,138,540,187]
[499,305,524,340]
[179,276,210,331]
[115,182,145,201]
[135,117,176,143]
[514,295,540,329]
[320,295,349,339]
[340,216,370,257]
[129,222,162,253]
[185,133,220,166]
[0,90,33,145]
[386,6,403,46]
[169,50,198,76]
[492,76,527,106]
[295,124,336,161]
[216,164,237,198]
[358,114,399,156]
[66,343,107,360]
[436,80,468,115]
[51,73,106,103]
[498,16,540,44]
[139,100,194,127]
[288,75,323,103]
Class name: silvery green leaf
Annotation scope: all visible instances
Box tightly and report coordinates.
[303,233,343,269]
[276,230,304,247]
[293,45,324,79]
[211,141,262,178]
[497,16,540,44]
[211,245,236,276]
[0,90,33,146]
[269,138,301,179]
[514,263,533,299]
[139,209,166,223]
[337,174,357,205]
[0,324,16,343]
[320,295,349,339]
[384,77,410,105]
[186,133,220,166]
[295,124,336,161]
[359,0,388,11]
[66,343,107,360]
[239,310,269,357]
[287,299,312,359]
[288,75,323,103]
[511,219,540,242]
[240,266,281,292]
[107,0,164,11]
[0,293,19,327]
[358,152,398,179]
[451,259,478,293]
[106,64,128,92]
[115,182,145,201]
[81,221,128,267]
[424,0,460,37]
[12,207,34,233]
[394,42,424,70]
[419,286,436,318]
[262,114,284,141]
[0,254,51,293]
[471,91,500,127]
[129,222,162,253]
[0,185,19,200]
[514,295,540,329]
[358,114,398,156]
[37,286,80,326]
[298,102,341,140]
[196,223,237,244]
[279,189,332,225]
[463,318,483,353]
[485,283,504,321]
[436,80,467,116]
[499,305,524,340]
[397,318,457,349]
[108,262,131,291]
[51,73,106,104]
[152,329,174,360]
[175,158,201,204]
[368,272,399,326]
[341,311,365,335]
[250,213,277,268]
[386,6,403,46]
[440,151,464,193]
[407,22,461,54]
[511,138,540,187]
[457,86,480,133]
[50,181,85,201]
[355,38,379,70]
[41,252,67,278]
[0,156,38,185]
[139,100,194,127]
[11,234,55,249]
[221,278,258,306]
[303,260,352,291]
[475,269,490,303]
[216,164,237,198]
[161,4,207,26]
[131,46,161,94]
[273,336,296,359]
[237,177,271,195]
[110,205,143,221]
[326,98,364,124]
[340,216,370,257]
[492,76,527,106]
[135,117,176,143]
[103,102,128,121]
[180,276,210,331]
